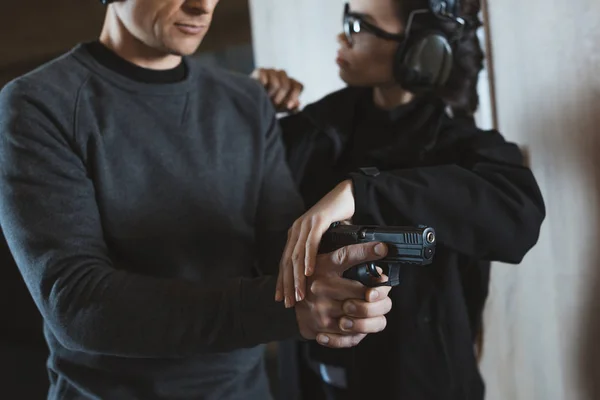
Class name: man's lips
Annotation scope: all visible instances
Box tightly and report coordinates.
[175,23,206,35]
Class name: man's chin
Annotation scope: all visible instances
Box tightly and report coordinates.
[165,40,203,57]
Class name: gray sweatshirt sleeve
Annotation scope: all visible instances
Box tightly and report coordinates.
[0,82,301,358]
[254,98,306,277]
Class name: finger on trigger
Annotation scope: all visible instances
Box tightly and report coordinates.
[327,242,387,276]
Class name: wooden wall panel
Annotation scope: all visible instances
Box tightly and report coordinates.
[480,1,600,399]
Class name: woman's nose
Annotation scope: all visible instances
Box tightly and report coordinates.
[337,32,351,48]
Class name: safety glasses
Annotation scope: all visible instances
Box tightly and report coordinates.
[343,3,405,46]
[343,2,466,47]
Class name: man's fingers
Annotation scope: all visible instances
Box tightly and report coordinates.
[310,277,365,301]
[322,242,388,276]
[339,315,387,334]
[365,284,392,302]
[343,296,392,318]
[316,333,367,349]
[312,299,345,331]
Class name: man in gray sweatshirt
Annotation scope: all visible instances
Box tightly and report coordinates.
[0,0,393,399]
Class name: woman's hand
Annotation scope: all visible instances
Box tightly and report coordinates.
[250,68,304,113]
[276,179,356,308]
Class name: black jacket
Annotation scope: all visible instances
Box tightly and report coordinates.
[278,87,545,400]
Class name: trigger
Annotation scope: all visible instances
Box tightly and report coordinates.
[367,263,381,278]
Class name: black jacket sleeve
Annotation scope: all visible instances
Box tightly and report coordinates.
[350,124,545,263]
[0,83,300,359]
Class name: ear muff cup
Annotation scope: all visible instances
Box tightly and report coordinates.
[393,31,454,92]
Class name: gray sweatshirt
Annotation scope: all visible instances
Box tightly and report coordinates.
[0,43,304,399]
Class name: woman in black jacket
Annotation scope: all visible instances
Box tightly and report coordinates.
[253,0,545,399]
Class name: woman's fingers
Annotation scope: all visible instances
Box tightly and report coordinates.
[304,218,329,277]
[291,220,310,302]
[282,226,300,308]
[275,266,284,302]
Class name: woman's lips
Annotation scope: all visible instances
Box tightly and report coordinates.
[336,52,350,67]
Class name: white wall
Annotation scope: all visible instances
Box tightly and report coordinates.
[249,0,351,107]
[479,1,600,399]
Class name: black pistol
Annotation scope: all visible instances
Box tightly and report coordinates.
[318,223,436,287]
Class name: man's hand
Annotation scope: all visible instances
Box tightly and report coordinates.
[294,242,393,348]
[276,179,355,308]
[250,68,304,113]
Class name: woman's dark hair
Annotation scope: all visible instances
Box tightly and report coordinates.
[396,0,485,118]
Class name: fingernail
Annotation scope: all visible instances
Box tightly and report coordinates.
[369,290,380,301]
[341,318,354,330]
[375,243,386,256]
[287,101,295,109]
[275,290,282,302]
[317,335,330,344]
[284,296,291,308]
[344,302,356,314]
[295,287,303,302]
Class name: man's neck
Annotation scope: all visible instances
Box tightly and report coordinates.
[372,84,414,110]
[99,8,182,70]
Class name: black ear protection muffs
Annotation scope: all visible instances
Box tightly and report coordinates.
[393,0,466,93]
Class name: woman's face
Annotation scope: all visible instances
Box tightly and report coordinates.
[336,0,405,87]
